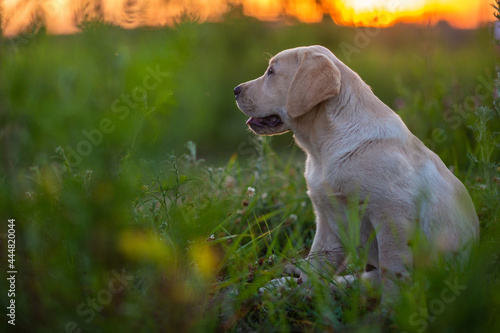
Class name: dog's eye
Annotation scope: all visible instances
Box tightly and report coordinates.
[267,67,274,76]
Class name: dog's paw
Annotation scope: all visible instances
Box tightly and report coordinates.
[329,274,358,294]
[258,277,296,294]
[258,276,313,295]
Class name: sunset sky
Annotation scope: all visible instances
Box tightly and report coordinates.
[0,0,493,36]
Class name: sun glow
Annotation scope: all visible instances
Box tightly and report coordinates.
[332,0,427,26]
[331,0,488,28]
[0,0,492,36]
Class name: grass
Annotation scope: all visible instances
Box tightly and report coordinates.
[1,13,500,333]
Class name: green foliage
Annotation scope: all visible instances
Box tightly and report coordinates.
[1,14,500,333]
[468,91,500,232]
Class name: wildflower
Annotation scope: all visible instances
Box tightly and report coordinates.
[285,216,294,226]
[207,234,215,242]
[261,192,268,200]
[247,186,256,197]
[288,214,298,222]
[85,170,93,180]
[223,175,236,189]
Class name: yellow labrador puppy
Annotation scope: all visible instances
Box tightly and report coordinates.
[234,45,479,300]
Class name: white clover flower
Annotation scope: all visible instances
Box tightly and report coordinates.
[55,146,64,155]
[247,186,256,197]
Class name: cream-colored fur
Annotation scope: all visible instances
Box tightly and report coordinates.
[234,45,479,301]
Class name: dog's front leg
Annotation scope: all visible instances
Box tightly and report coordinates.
[260,211,345,295]
[259,197,346,294]
[299,209,347,283]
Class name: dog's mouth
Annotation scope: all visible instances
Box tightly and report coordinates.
[246,115,283,128]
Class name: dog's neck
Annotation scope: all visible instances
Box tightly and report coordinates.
[291,70,409,162]
[291,102,334,159]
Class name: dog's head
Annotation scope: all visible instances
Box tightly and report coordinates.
[234,45,341,135]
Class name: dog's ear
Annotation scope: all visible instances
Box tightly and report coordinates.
[286,51,341,118]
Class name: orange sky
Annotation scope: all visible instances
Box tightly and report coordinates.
[0,0,493,36]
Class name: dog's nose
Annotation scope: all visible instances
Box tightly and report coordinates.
[234,85,242,98]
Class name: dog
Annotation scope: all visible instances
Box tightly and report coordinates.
[233,45,479,301]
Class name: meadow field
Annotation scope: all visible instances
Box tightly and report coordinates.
[1,11,500,333]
